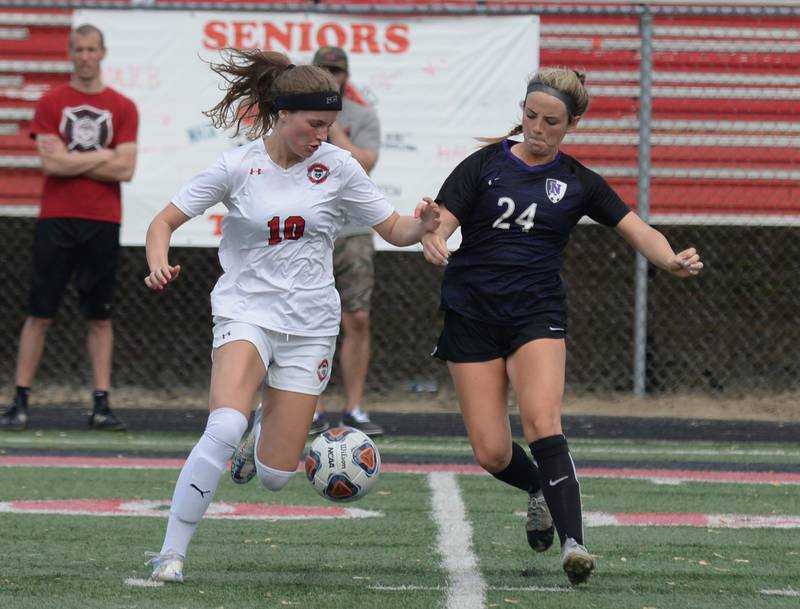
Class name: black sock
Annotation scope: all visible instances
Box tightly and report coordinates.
[491,441,541,493]
[93,390,109,412]
[530,434,584,545]
[14,386,31,409]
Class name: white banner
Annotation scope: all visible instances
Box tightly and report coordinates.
[74,10,539,247]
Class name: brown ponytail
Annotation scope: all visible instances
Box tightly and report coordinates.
[204,49,339,139]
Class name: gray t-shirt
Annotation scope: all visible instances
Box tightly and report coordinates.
[337,96,381,237]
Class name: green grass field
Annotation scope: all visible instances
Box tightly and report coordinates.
[1,432,799,609]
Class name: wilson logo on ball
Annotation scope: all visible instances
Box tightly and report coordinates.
[306,426,381,503]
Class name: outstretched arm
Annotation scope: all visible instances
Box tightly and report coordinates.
[615,212,703,278]
[372,199,440,247]
[144,202,191,290]
[420,199,460,266]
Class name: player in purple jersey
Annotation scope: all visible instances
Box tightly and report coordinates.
[422,67,703,585]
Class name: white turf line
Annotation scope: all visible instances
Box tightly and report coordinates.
[428,472,487,609]
[760,588,800,597]
[124,578,163,588]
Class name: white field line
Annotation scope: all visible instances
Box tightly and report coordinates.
[760,588,800,597]
[123,578,163,588]
[428,472,487,609]
[369,584,569,593]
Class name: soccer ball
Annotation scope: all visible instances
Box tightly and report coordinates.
[305,426,381,502]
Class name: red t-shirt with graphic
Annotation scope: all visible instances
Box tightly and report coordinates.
[30,84,139,224]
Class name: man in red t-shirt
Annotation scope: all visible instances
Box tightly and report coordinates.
[0,24,138,431]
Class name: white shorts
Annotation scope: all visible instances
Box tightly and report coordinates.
[211,318,336,396]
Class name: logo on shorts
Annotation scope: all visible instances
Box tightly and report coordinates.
[546,179,567,204]
[307,163,330,184]
[317,358,329,381]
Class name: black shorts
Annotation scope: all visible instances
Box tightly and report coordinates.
[432,309,567,363]
[27,218,120,320]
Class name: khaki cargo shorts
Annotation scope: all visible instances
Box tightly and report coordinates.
[333,234,375,312]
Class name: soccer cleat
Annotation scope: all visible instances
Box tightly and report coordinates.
[88,407,127,431]
[230,423,257,484]
[340,409,384,436]
[0,403,28,431]
[526,490,555,552]
[308,411,330,436]
[145,551,185,583]
[560,537,595,585]
[231,403,264,484]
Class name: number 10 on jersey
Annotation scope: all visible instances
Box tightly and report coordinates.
[267,216,306,245]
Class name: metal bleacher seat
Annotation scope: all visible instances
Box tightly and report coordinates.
[536,11,800,220]
[0,9,70,210]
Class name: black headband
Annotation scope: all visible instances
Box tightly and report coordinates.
[273,91,342,111]
[525,81,577,117]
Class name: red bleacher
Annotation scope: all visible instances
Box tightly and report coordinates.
[1,4,798,219]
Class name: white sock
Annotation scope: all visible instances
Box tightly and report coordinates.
[253,420,295,491]
[160,407,248,557]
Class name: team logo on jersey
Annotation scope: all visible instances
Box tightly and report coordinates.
[317,358,330,381]
[307,163,330,184]
[546,179,567,204]
[59,105,113,152]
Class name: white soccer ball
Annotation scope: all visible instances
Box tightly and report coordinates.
[304,426,381,502]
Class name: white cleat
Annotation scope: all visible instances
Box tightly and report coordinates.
[526,490,555,552]
[230,425,257,484]
[145,551,185,583]
[560,537,595,585]
[231,404,263,484]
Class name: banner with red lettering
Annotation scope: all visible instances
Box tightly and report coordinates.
[74,10,539,247]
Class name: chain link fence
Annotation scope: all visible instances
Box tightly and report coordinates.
[0,2,798,409]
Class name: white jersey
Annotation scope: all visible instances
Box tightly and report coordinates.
[172,139,394,336]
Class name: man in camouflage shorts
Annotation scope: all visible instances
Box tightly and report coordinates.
[310,46,384,436]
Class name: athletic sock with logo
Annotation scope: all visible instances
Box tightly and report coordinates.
[530,434,584,545]
[491,441,542,493]
[160,408,248,557]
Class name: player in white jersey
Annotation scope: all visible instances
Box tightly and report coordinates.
[141,49,440,583]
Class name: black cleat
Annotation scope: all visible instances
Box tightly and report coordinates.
[308,412,330,436]
[0,403,28,431]
[340,411,384,436]
[89,407,127,431]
